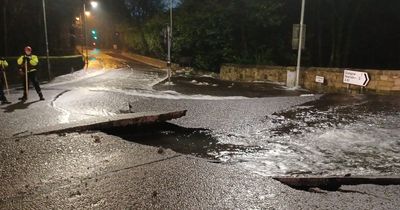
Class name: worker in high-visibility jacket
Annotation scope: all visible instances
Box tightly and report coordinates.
[17,46,44,101]
[0,57,11,104]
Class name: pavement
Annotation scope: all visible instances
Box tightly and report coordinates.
[1,51,400,209]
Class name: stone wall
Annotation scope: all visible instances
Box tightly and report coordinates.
[220,64,291,84]
[220,64,400,93]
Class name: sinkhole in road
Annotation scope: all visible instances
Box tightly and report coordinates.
[101,122,260,160]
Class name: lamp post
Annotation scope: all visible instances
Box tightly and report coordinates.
[3,0,8,56]
[42,0,52,80]
[167,0,173,81]
[83,1,88,68]
[295,0,306,88]
[82,1,97,69]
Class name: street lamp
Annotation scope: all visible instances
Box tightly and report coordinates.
[295,0,306,88]
[90,1,98,8]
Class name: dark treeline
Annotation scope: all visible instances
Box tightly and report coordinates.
[1,0,400,71]
[0,0,81,56]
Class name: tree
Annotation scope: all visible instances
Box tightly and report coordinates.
[171,0,285,70]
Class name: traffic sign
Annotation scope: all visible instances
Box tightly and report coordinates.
[343,70,370,87]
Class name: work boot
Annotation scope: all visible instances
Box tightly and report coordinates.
[18,96,27,101]
[39,93,45,101]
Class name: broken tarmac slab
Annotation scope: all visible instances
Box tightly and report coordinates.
[19,110,187,137]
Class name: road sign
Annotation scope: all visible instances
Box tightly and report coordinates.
[343,70,370,86]
[315,76,324,84]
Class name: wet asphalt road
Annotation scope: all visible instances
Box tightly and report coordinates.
[2,63,398,177]
[1,56,400,209]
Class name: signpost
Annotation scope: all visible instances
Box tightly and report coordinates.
[343,70,370,87]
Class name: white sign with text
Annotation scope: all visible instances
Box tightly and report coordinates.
[315,76,325,84]
[343,70,370,87]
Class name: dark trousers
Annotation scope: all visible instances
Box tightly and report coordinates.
[0,72,7,101]
[22,71,42,98]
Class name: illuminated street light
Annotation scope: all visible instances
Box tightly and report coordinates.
[90,1,98,8]
[85,11,91,17]
[75,17,80,21]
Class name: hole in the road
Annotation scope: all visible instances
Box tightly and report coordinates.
[273,176,400,193]
[101,122,258,160]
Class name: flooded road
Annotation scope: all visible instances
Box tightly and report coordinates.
[215,94,400,176]
[2,59,399,178]
[49,67,400,177]
[97,68,400,177]
[106,94,400,177]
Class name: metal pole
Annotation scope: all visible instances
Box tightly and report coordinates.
[42,0,52,80]
[170,0,173,42]
[167,0,173,81]
[167,0,172,62]
[3,0,8,56]
[295,0,306,88]
[83,1,89,69]
[167,26,171,81]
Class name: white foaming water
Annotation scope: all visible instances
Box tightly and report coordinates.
[45,69,108,88]
[89,87,249,100]
[83,107,117,117]
[215,113,400,177]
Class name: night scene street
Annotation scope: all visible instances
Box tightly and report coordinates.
[1,0,400,209]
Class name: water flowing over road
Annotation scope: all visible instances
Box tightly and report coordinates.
[1,58,399,178]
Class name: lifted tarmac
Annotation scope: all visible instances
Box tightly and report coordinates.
[15,110,187,137]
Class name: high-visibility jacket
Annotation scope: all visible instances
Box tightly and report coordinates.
[17,55,39,73]
[0,59,8,71]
